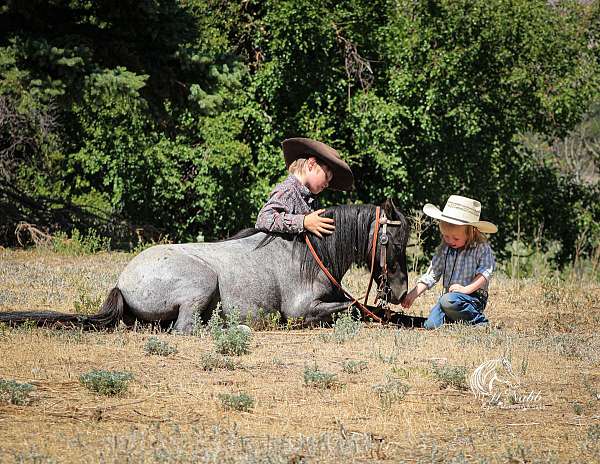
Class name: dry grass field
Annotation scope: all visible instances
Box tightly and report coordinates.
[0,248,599,463]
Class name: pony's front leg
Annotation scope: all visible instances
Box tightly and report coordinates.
[304,299,354,324]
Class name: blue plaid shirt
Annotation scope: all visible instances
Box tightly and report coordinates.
[418,241,495,292]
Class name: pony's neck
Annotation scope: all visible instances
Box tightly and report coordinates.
[321,204,375,281]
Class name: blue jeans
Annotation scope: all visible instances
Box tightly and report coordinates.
[424,291,488,329]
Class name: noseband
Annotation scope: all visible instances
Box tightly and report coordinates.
[304,206,404,323]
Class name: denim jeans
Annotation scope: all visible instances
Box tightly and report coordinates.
[423,291,488,329]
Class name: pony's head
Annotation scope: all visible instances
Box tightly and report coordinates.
[379,199,409,305]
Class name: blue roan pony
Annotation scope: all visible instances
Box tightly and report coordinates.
[1,201,411,331]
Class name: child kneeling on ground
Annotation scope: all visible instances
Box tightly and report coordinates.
[402,195,497,329]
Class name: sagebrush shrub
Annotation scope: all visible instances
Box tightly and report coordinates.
[304,365,339,389]
[332,309,361,343]
[52,229,110,255]
[372,378,410,408]
[79,369,133,396]
[431,364,468,390]
[0,379,35,405]
[219,392,254,412]
[342,360,368,374]
[199,352,236,371]
[144,336,178,356]
[208,309,251,356]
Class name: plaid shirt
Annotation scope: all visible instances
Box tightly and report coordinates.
[418,241,496,292]
[255,174,319,234]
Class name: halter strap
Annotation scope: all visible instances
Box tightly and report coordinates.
[363,206,381,306]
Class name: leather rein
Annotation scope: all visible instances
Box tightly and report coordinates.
[304,206,405,323]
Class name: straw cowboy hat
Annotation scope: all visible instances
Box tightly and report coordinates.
[282,137,354,191]
[423,195,498,233]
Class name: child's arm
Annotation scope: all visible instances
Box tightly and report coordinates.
[401,250,446,308]
[255,191,306,234]
[401,282,428,308]
[256,191,335,237]
[448,274,487,294]
[448,243,495,294]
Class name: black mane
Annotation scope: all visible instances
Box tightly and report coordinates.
[222,204,377,282]
[295,204,376,282]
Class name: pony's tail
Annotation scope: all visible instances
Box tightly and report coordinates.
[82,287,124,329]
[0,287,125,330]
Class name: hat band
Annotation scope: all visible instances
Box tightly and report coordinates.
[441,213,474,224]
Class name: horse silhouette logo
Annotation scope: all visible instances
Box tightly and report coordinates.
[469,358,542,409]
[469,357,519,398]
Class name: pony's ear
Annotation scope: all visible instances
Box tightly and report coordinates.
[381,198,400,219]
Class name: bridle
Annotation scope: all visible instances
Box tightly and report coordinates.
[304,206,405,323]
[365,207,405,311]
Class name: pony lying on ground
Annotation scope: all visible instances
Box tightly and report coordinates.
[1,201,418,332]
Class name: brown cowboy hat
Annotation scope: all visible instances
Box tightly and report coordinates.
[282,137,354,191]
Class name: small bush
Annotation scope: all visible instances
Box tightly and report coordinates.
[219,392,254,412]
[372,378,410,408]
[199,352,236,371]
[331,308,361,343]
[248,308,281,331]
[304,365,340,389]
[214,327,251,356]
[144,336,178,356]
[431,364,468,390]
[208,309,251,356]
[573,402,584,415]
[342,360,368,374]
[52,229,110,255]
[73,291,103,315]
[0,379,35,405]
[79,369,133,396]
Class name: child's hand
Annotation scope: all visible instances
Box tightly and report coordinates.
[401,288,419,308]
[304,209,335,238]
[448,284,467,293]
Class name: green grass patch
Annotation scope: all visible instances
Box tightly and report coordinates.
[52,229,111,255]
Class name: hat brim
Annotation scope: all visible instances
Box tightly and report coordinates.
[282,138,354,191]
[423,204,498,234]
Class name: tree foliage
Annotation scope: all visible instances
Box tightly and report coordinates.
[1,0,599,263]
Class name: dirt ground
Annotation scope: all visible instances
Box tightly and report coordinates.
[0,249,599,463]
